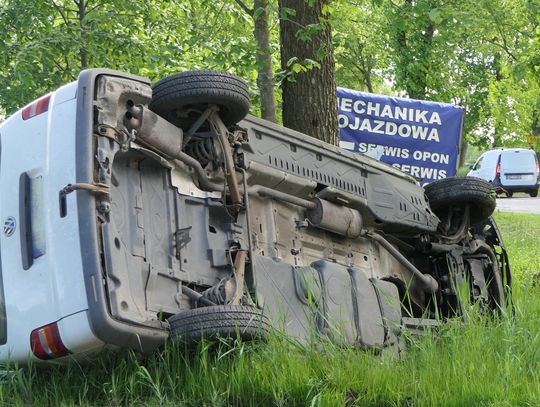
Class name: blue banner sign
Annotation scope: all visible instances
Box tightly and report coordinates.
[337,87,464,184]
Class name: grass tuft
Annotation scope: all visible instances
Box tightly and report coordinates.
[1,213,539,406]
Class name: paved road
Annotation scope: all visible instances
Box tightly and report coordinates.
[495,195,540,214]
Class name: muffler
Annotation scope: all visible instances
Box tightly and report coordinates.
[124,101,184,158]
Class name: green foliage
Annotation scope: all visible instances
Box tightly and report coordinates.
[333,1,391,93]
[462,0,539,146]
[332,0,540,149]
[0,0,156,112]
[0,0,538,147]
[0,0,268,115]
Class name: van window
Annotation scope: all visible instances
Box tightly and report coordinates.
[473,156,484,170]
[19,173,46,270]
[501,150,536,171]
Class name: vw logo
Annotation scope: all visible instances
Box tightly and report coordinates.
[3,217,16,237]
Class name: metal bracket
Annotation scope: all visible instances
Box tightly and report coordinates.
[95,124,130,145]
[230,250,247,305]
[183,105,220,146]
[60,182,110,197]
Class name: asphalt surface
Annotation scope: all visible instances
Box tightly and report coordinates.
[495,195,540,214]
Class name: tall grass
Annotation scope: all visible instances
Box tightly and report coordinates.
[1,213,539,406]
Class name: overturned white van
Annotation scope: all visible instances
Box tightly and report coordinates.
[0,69,511,363]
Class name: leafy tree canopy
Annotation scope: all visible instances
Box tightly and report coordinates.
[0,0,538,149]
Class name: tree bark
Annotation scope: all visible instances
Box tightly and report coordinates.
[77,0,88,69]
[532,113,540,137]
[492,53,503,147]
[278,0,338,145]
[253,0,277,123]
[363,63,374,93]
[459,139,468,168]
[233,0,277,123]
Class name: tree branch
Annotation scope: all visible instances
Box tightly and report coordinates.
[87,0,108,15]
[485,38,517,62]
[232,0,254,16]
[51,1,70,26]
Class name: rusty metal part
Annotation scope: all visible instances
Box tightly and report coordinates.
[367,231,439,293]
[306,197,363,238]
[230,250,247,305]
[124,103,184,158]
[181,285,216,306]
[61,182,110,197]
[172,154,222,192]
[95,124,129,145]
[427,242,461,253]
[122,102,224,193]
[208,110,243,205]
[441,205,470,243]
[469,239,506,308]
[248,185,316,209]
[183,105,219,146]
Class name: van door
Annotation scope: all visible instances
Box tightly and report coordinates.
[469,152,498,182]
[468,154,484,178]
[500,150,536,188]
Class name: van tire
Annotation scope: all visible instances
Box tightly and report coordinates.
[149,70,250,130]
[424,176,496,224]
[168,305,271,344]
[530,189,538,198]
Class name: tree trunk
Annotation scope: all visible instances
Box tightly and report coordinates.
[278,0,338,145]
[363,65,374,93]
[459,139,468,168]
[253,0,277,123]
[77,0,88,69]
[531,105,540,137]
[394,0,435,100]
[492,53,503,147]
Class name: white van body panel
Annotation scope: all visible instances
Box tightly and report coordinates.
[57,311,104,355]
[0,81,102,362]
[468,150,499,181]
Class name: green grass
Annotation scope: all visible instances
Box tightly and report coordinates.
[2,213,540,406]
[456,166,471,176]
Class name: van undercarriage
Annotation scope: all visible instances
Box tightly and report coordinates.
[74,69,510,352]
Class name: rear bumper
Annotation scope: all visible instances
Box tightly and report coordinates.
[493,178,539,193]
[75,69,168,352]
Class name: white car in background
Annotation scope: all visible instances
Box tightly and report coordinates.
[468,148,540,197]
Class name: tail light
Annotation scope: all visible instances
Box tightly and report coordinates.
[495,162,501,178]
[22,94,51,120]
[30,322,70,360]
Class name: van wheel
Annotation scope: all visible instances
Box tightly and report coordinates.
[506,191,513,198]
[168,305,271,344]
[530,189,538,198]
[424,176,496,225]
[149,70,250,130]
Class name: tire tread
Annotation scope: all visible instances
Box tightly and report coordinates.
[424,176,496,223]
[168,305,271,344]
[149,70,250,129]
